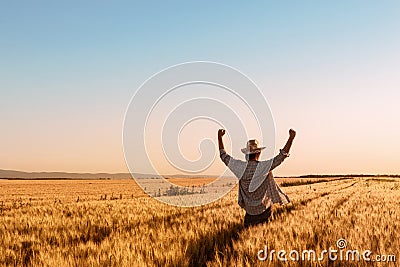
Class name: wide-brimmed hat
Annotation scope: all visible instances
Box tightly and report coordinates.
[241,139,266,154]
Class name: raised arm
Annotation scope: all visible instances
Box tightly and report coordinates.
[217,129,247,179]
[270,129,296,171]
[282,129,296,154]
[218,129,225,150]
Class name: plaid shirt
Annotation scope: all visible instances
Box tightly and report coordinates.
[220,149,290,215]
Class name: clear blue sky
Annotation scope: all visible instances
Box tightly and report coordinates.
[1,1,399,175]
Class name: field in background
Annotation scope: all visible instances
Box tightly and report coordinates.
[0,177,399,266]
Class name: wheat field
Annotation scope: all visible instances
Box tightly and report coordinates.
[0,177,399,266]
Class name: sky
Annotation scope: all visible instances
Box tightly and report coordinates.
[1,1,399,176]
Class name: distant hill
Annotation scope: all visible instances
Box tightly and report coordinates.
[0,169,155,179]
[0,169,220,180]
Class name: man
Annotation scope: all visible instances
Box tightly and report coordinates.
[218,128,296,227]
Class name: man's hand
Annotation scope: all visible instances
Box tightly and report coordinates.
[289,129,296,139]
[218,129,226,137]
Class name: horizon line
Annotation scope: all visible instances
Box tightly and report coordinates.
[1,168,399,178]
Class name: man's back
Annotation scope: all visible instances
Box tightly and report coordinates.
[220,149,290,215]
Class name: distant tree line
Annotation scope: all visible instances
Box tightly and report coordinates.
[277,174,400,179]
